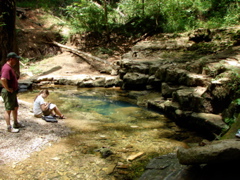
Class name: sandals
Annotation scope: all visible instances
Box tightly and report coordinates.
[59,115,66,119]
[51,114,65,119]
[52,114,59,118]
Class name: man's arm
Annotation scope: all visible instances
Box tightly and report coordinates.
[1,78,13,93]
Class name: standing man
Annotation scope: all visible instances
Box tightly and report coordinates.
[1,52,24,133]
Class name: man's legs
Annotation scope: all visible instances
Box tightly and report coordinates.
[12,106,25,128]
[4,110,19,133]
[4,110,11,126]
[2,90,20,132]
[12,106,18,124]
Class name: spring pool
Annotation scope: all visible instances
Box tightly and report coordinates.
[13,87,202,179]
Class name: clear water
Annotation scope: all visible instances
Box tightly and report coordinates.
[5,87,201,180]
[76,95,139,115]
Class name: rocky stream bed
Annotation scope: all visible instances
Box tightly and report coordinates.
[2,12,240,178]
[0,87,204,180]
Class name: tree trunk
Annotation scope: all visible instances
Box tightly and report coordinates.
[103,0,111,42]
[0,0,19,78]
[142,0,145,16]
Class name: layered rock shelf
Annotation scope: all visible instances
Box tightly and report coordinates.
[118,55,240,139]
[116,28,240,139]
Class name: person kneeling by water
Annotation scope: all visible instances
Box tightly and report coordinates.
[33,89,65,119]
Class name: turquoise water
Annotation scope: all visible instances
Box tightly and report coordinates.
[76,95,138,115]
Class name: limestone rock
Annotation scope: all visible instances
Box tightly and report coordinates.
[161,82,179,98]
[190,112,228,134]
[122,72,149,90]
[177,139,240,165]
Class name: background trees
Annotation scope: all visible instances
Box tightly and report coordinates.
[0,0,19,77]
[62,0,239,35]
[0,0,238,77]
[15,0,239,36]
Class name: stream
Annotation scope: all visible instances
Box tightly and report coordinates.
[0,86,203,180]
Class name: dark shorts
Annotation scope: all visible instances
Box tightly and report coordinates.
[1,88,19,111]
[43,108,51,116]
[42,103,52,116]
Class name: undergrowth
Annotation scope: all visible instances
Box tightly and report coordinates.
[17,0,240,35]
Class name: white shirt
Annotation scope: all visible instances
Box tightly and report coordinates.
[33,95,45,115]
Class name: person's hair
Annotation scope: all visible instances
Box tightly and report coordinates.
[34,89,49,101]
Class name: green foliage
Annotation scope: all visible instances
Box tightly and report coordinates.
[64,1,107,33]
[159,0,240,32]
[223,3,240,26]
[20,57,31,65]
[17,0,240,34]
[235,98,240,105]
[125,152,160,179]
[224,117,235,126]
[228,69,240,97]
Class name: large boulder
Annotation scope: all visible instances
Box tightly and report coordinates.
[121,72,149,90]
[189,112,228,135]
[140,149,240,180]
[177,139,240,165]
[208,78,232,113]
[172,86,209,112]
[161,82,180,98]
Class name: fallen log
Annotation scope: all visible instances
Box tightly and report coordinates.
[50,41,113,74]
[52,41,110,64]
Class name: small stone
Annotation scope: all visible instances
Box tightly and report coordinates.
[130,125,139,128]
[117,170,129,174]
[102,164,116,174]
[117,164,129,169]
[51,157,60,161]
[15,170,25,175]
[127,152,145,161]
[126,144,133,149]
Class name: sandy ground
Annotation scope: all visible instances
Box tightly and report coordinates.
[21,51,104,78]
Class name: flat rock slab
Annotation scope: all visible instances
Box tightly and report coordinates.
[139,152,240,180]
[139,153,185,180]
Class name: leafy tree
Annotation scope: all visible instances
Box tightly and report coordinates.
[0,0,19,77]
[15,0,240,34]
[65,0,107,33]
